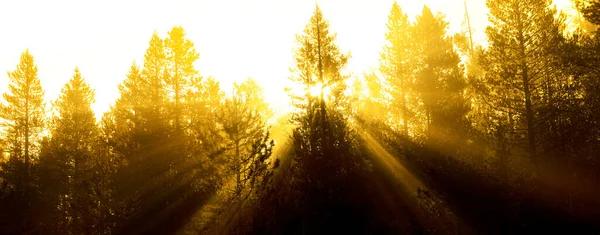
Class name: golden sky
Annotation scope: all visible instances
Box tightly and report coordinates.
[0,0,575,118]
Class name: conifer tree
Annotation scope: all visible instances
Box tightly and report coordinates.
[480,0,565,165]
[215,78,274,231]
[413,6,469,143]
[289,5,350,154]
[165,26,199,132]
[218,78,272,199]
[0,50,45,232]
[286,6,363,233]
[380,1,414,135]
[186,76,224,156]
[141,32,168,130]
[102,27,212,234]
[39,68,116,234]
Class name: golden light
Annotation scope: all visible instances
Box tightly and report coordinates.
[308,82,331,99]
[347,76,371,101]
[359,88,370,101]
[0,0,579,120]
[308,84,321,97]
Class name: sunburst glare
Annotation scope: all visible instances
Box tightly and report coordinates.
[0,0,597,234]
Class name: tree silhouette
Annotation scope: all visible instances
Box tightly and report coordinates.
[413,6,469,144]
[281,5,369,234]
[380,1,414,135]
[479,0,565,167]
[215,78,275,232]
[0,50,45,233]
[1,2,600,234]
[218,78,272,198]
[165,26,199,133]
[38,68,117,234]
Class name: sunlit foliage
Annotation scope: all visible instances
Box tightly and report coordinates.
[478,0,566,166]
[380,2,414,135]
[0,50,45,233]
[38,68,117,234]
[1,1,600,234]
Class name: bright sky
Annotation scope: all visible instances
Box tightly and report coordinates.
[0,0,574,119]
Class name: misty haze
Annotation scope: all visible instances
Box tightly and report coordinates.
[0,0,599,234]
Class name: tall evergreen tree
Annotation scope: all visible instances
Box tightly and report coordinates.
[559,0,600,189]
[0,50,45,232]
[186,76,224,157]
[284,5,365,233]
[165,26,199,132]
[413,6,469,144]
[107,61,169,187]
[103,27,215,234]
[218,78,272,198]
[106,32,172,194]
[141,32,168,130]
[358,71,389,125]
[480,0,565,166]
[39,68,116,234]
[380,1,414,135]
[289,4,351,183]
[215,78,274,231]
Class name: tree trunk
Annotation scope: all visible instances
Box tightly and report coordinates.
[23,79,30,231]
[426,107,431,140]
[516,3,537,166]
[402,93,408,135]
[464,0,475,57]
[175,75,180,132]
[236,139,241,195]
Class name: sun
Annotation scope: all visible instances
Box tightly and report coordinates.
[308,84,321,97]
[285,81,333,101]
[308,82,332,99]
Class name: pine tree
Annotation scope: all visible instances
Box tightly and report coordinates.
[290,5,349,111]
[286,5,362,233]
[413,6,469,144]
[218,78,272,199]
[51,68,97,143]
[186,76,224,155]
[380,1,414,135]
[39,68,116,234]
[108,62,143,143]
[359,71,388,125]
[289,5,350,159]
[104,58,175,233]
[105,62,152,170]
[234,78,273,119]
[289,4,349,171]
[106,32,173,190]
[141,32,168,129]
[165,26,199,132]
[103,28,211,234]
[481,0,565,165]
[0,50,45,232]
[560,0,600,186]
[216,78,275,231]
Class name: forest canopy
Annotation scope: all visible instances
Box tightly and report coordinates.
[1,0,600,234]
